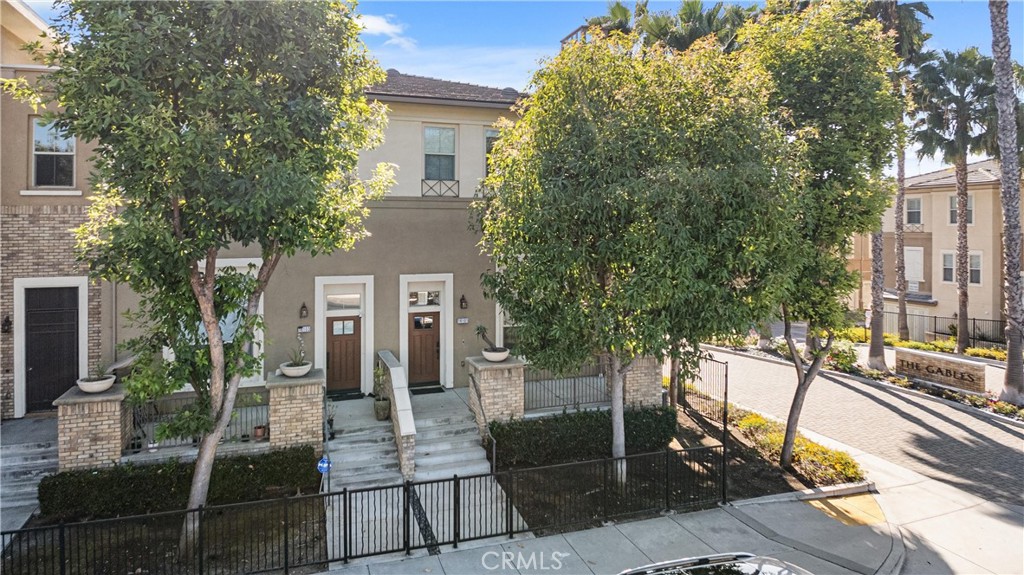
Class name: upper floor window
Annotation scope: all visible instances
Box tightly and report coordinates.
[942,253,954,282]
[485,129,500,176]
[969,254,982,285]
[906,198,922,225]
[33,119,75,187]
[942,252,982,285]
[948,195,973,225]
[424,126,455,181]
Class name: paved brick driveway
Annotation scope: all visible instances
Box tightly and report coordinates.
[709,349,1024,507]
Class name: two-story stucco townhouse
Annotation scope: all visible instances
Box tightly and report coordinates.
[1,0,522,419]
[881,159,1024,341]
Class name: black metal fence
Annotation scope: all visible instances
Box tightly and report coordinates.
[1,446,724,574]
[881,311,1006,347]
[682,357,729,429]
[523,359,609,412]
[126,391,269,454]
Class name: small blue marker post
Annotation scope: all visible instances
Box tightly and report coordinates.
[317,455,333,475]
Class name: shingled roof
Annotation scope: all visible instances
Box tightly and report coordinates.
[905,159,1002,189]
[367,69,521,107]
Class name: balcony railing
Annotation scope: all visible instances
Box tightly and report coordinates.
[421,179,459,197]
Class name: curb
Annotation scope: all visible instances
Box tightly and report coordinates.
[705,346,1024,430]
[729,480,875,507]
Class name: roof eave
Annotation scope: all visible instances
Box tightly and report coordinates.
[367,93,516,110]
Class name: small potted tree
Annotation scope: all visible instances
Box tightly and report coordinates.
[76,363,115,393]
[280,347,312,377]
[373,366,390,421]
[476,325,509,362]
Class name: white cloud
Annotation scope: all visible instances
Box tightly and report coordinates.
[358,14,417,51]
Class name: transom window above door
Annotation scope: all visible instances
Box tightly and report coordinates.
[409,291,440,306]
[326,293,361,311]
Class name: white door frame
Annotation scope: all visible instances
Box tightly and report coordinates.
[315,275,374,394]
[13,276,89,418]
[399,273,454,388]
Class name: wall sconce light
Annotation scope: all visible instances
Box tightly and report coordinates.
[299,302,309,319]
[0,316,10,334]
[459,295,468,310]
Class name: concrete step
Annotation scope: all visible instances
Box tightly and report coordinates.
[1,464,57,481]
[413,414,476,429]
[415,435,484,455]
[0,442,56,455]
[329,445,400,464]
[335,459,401,477]
[0,451,59,466]
[333,468,405,491]
[0,483,42,506]
[333,421,395,436]
[416,444,488,468]
[414,459,492,482]
[413,423,479,442]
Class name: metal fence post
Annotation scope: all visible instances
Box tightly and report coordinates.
[453,475,460,549]
[59,522,66,575]
[283,502,290,574]
[506,472,514,539]
[664,449,671,510]
[343,489,350,563]
[602,457,609,520]
[404,481,411,555]
[197,508,205,575]
[721,363,729,505]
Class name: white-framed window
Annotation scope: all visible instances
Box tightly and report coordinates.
[485,128,500,176]
[905,247,924,291]
[941,252,954,283]
[424,126,456,181]
[906,197,922,225]
[940,251,982,285]
[32,118,75,187]
[948,195,973,225]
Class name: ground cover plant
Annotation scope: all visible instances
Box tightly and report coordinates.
[734,413,864,485]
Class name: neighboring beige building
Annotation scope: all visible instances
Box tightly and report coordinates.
[2,1,522,420]
[880,159,1022,339]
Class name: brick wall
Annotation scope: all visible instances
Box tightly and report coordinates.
[466,357,525,422]
[54,385,125,471]
[1,205,102,420]
[267,371,324,453]
[623,357,663,407]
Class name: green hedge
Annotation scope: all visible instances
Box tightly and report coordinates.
[38,446,321,522]
[488,406,677,469]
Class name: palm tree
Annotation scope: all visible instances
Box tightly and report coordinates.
[586,1,641,35]
[914,48,996,354]
[988,0,1024,400]
[864,1,932,368]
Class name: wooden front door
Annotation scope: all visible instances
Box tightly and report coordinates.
[326,317,361,391]
[25,287,79,412]
[408,312,440,385]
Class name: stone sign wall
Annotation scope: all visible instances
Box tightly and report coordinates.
[894,348,986,393]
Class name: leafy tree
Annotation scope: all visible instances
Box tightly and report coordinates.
[914,48,996,354]
[988,0,1024,400]
[863,0,932,362]
[478,31,802,479]
[740,0,901,467]
[35,0,393,536]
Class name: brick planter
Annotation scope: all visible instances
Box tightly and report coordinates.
[54,384,127,471]
[266,369,325,454]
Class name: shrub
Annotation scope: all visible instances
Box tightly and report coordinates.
[771,337,797,360]
[966,347,1008,362]
[735,413,863,485]
[930,338,957,353]
[965,394,990,408]
[883,333,900,346]
[992,401,1020,417]
[834,327,869,343]
[38,446,320,522]
[489,406,677,468]
[825,340,858,373]
[709,330,756,348]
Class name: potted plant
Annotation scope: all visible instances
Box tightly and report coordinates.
[76,363,115,393]
[475,325,510,362]
[326,404,336,440]
[373,366,390,421]
[280,347,312,378]
[253,424,268,440]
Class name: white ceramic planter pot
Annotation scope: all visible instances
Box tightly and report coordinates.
[279,362,312,377]
[482,348,510,363]
[76,375,115,393]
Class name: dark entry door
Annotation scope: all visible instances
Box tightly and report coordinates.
[326,316,361,391]
[408,312,440,385]
[25,287,79,412]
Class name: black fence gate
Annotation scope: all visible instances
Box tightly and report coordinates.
[681,356,729,503]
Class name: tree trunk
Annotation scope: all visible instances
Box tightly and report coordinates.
[989,0,1024,400]
[669,354,679,408]
[868,229,888,370]
[780,313,833,468]
[955,158,971,354]
[895,146,910,340]
[609,353,627,485]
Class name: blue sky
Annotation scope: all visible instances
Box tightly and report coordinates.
[26,0,1024,176]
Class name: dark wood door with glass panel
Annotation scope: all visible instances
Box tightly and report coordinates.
[326,317,361,391]
[408,312,440,385]
[25,287,79,412]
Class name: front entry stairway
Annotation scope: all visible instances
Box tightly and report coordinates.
[411,388,491,481]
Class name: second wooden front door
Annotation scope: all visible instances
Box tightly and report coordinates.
[408,312,440,385]
[326,317,361,391]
